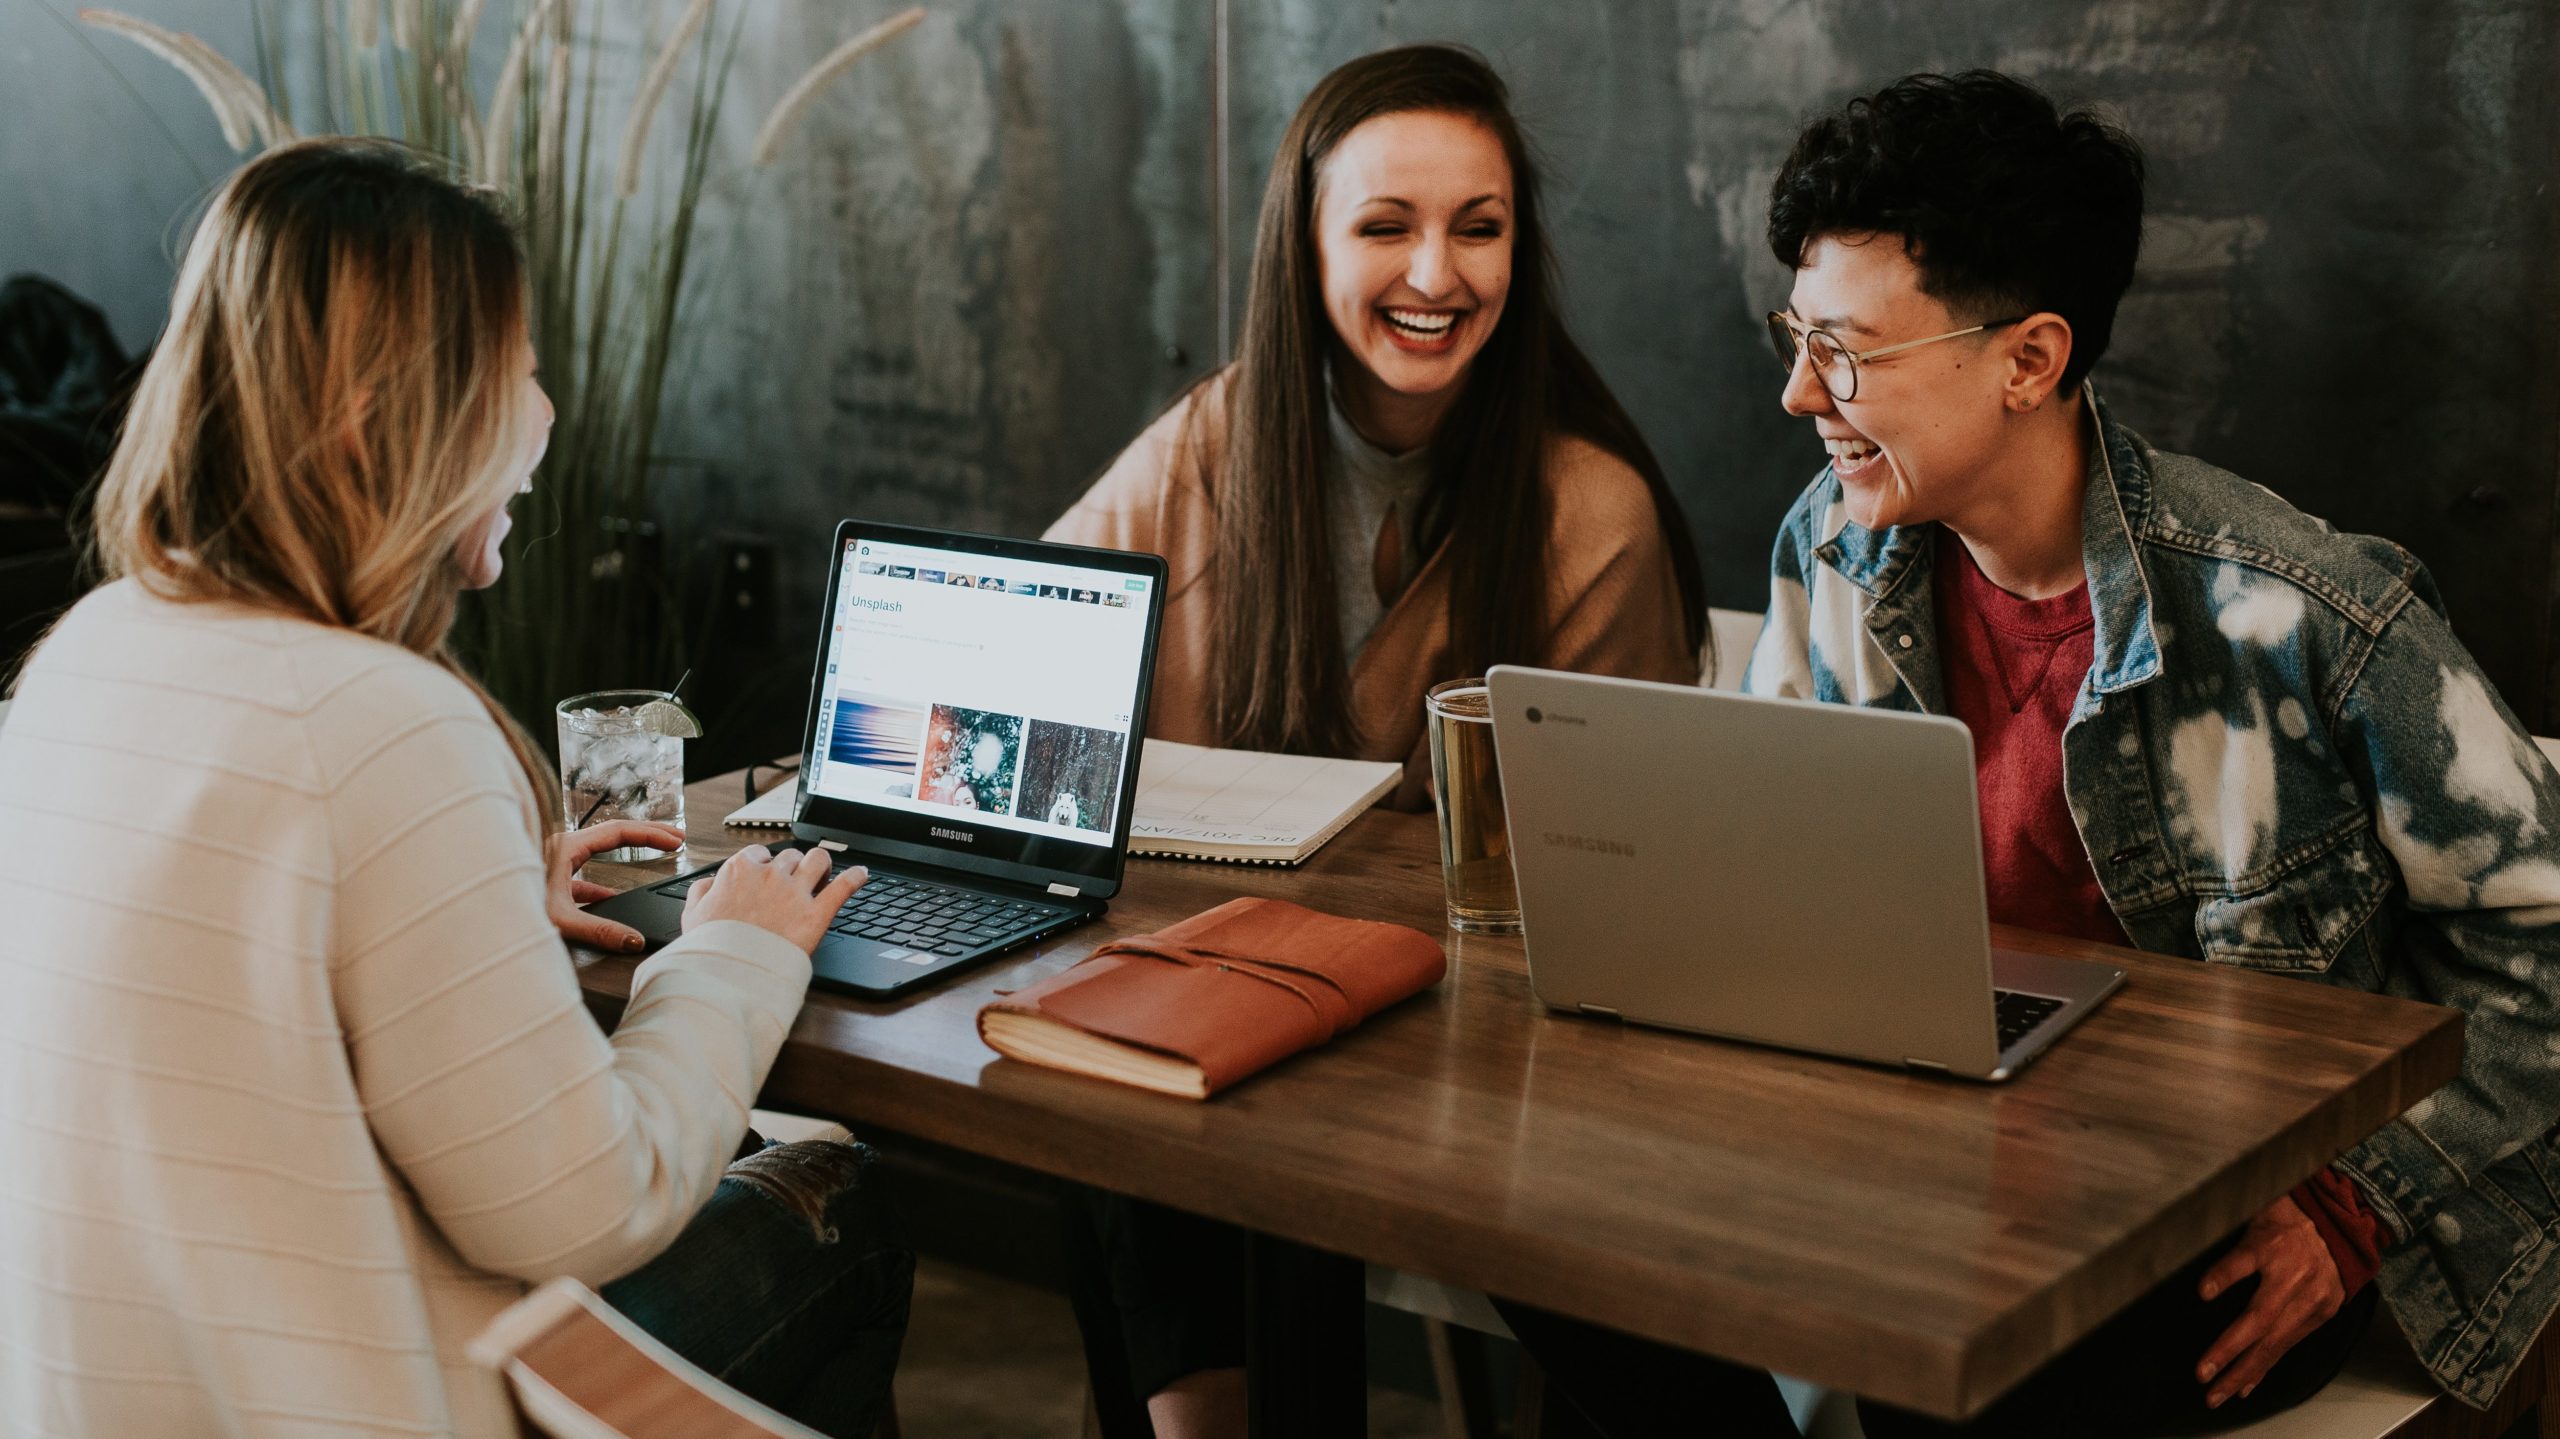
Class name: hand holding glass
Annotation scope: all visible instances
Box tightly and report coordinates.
[556,689,688,862]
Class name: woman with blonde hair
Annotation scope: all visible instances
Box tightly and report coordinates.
[0,139,908,1438]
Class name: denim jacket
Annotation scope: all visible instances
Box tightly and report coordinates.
[1743,394,2560,1407]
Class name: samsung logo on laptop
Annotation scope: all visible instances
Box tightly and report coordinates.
[931,826,975,843]
[1543,831,1636,858]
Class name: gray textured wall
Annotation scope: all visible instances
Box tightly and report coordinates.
[666,1,1212,553]
[1225,1,2560,725]
[3,3,244,351]
[9,1,2558,726]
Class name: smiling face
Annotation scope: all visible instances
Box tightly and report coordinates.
[454,331,554,590]
[1780,233,2024,533]
[1314,109,1514,442]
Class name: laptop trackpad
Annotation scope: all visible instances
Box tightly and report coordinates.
[587,886,687,946]
[813,933,950,991]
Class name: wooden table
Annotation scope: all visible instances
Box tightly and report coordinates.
[576,767,2462,1427]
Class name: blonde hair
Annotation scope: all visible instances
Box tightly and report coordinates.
[92,137,558,825]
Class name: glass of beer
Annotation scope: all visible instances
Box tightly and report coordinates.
[1425,678,1520,934]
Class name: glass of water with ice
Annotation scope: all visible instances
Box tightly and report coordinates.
[556,689,692,861]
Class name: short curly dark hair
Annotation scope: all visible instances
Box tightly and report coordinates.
[1768,71,2145,389]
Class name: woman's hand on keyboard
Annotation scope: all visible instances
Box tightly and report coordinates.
[683,844,870,953]
[548,821,687,953]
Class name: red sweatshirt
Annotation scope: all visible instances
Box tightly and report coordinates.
[1934,528,2380,1296]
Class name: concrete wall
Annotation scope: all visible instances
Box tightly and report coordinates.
[2,0,1212,747]
[9,1,2558,729]
[3,3,244,352]
[1225,1,2560,726]
[668,0,1211,556]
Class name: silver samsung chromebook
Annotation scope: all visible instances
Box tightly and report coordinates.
[1486,666,2123,1081]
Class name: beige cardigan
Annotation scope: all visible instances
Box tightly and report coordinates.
[1047,378,1698,808]
[0,581,811,1438]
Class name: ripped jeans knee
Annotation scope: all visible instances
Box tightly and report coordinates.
[600,1135,912,1439]
[724,1138,877,1245]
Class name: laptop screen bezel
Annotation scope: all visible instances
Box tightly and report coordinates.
[789,518,1167,900]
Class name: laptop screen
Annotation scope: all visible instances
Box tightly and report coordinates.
[800,530,1158,881]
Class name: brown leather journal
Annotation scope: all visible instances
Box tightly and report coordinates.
[976,897,1447,1098]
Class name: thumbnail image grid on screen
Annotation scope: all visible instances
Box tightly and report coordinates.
[807,539,1149,845]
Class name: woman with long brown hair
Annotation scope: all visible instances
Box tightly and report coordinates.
[1050,45,1705,1437]
[0,139,907,1438]
[1048,44,1706,809]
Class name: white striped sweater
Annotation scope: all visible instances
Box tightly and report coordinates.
[0,580,812,1437]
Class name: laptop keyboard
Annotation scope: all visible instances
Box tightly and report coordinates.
[1994,989,2067,1050]
[655,867,1071,958]
[825,873,1070,956]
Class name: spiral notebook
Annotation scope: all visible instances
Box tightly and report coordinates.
[1125,740,1400,866]
[724,777,803,829]
[725,741,1398,867]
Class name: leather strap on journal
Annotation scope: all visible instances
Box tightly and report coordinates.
[976,897,1447,1096]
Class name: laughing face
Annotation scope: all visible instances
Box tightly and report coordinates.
[455,332,554,590]
[1314,109,1514,445]
[1779,233,2022,533]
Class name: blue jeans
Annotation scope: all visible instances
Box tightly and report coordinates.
[602,1138,914,1438]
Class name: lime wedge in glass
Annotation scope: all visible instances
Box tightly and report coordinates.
[634,698,704,739]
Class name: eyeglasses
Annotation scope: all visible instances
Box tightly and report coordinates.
[1765,311,2025,402]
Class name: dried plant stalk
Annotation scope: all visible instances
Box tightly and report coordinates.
[448,0,494,65]
[750,6,923,166]
[173,29,292,147]
[82,0,937,740]
[478,0,555,187]
[439,60,484,173]
[535,40,569,201]
[79,9,286,152]
[613,0,714,199]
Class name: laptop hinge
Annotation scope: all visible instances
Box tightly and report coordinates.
[1047,882,1082,897]
[1577,1003,1622,1020]
[1903,1056,1952,1073]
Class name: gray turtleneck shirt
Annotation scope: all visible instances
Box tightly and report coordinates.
[1325,394,1434,660]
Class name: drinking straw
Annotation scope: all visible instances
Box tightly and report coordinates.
[574,669,694,828]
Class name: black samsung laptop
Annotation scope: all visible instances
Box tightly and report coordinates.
[585,520,1167,998]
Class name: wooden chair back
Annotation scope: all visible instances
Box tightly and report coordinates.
[469,1277,828,1439]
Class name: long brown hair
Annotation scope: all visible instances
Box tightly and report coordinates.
[1207,44,1705,756]
[90,138,558,824]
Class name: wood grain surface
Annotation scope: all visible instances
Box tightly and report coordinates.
[573,767,2463,1418]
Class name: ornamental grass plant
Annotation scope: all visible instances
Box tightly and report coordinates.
[77,0,924,741]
